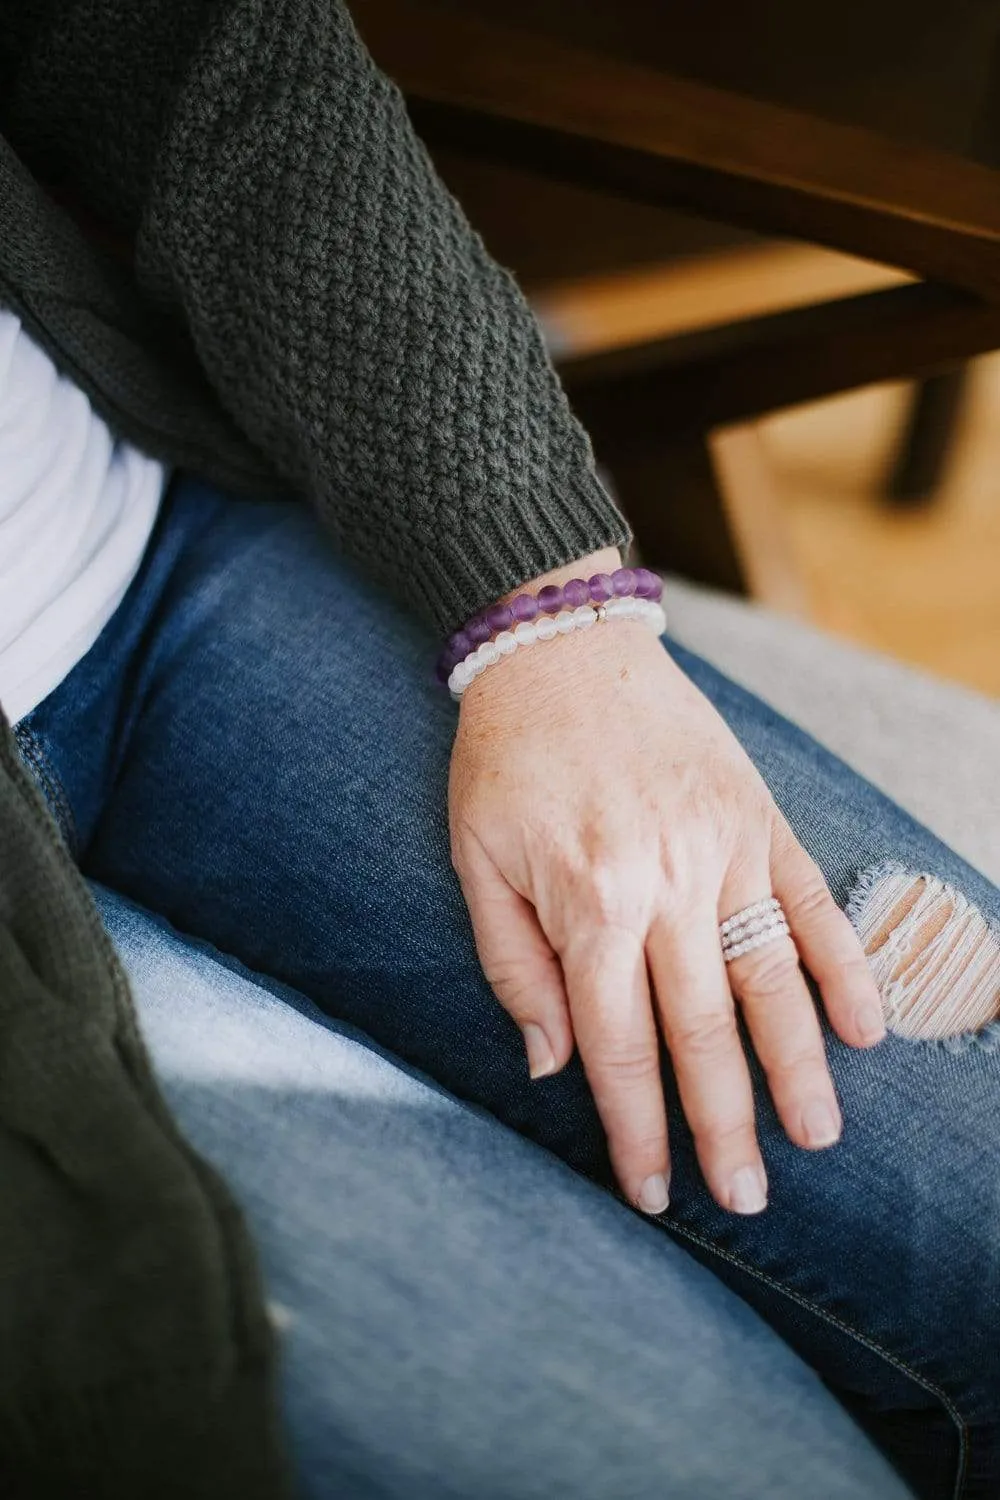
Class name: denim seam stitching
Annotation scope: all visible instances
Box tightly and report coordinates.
[12,724,79,857]
[663,1217,969,1500]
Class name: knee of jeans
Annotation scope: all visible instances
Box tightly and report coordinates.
[846,861,1000,1044]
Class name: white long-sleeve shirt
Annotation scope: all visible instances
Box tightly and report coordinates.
[0,308,165,725]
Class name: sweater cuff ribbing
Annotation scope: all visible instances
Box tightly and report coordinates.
[406,468,632,633]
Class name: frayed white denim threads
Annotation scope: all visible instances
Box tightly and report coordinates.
[847,861,1000,1042]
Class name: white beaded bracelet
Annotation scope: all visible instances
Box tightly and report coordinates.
[448,595,667,700]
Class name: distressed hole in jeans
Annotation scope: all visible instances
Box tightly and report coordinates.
[846,862,1000,1039]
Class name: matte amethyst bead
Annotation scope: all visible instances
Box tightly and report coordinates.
[537,584,564,614]
[611,567,636,597]
[510,592,540,623]
[562,577,591,608]
[467,615,492,645]
[486,601,514,633]
[446,628,473,663]
[633,567,662,600]
[588,573,615,602]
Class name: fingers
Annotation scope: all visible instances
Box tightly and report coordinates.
[458,831,671,1214]
[456,806,882,1226]
[454,833,575,1078]
[561,926,671,1216]
[770,817,886,1049]
[647,904,765,1215]
[721,859,842,1160]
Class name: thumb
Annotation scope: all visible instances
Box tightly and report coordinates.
[453,829,574,1079]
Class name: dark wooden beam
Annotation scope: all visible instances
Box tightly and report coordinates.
[354,0,1000,300]
[558,283,1000,438]
[884,367,970,506]
[600,433,749,592]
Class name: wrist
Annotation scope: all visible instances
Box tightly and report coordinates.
[495,548,623,606]
[437,548,631,691]
[458,552,666,721]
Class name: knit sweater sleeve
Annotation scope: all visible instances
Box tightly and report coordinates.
[127,0,629,629]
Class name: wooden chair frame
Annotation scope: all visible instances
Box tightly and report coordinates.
[355,0,1000,585]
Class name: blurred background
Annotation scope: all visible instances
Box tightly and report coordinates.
[536,260,1000,696]
[358,0,1000,696]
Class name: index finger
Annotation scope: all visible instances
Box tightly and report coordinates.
[561,927,671,1216]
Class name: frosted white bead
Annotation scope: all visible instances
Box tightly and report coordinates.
[445,581,668,707]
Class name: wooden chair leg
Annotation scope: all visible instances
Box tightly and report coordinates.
[599,430,749,594]
[598,423,807,615]
[708,424,809,617]
[886,366,968,506]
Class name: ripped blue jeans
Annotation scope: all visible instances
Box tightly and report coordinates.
[15,477,1000,1500]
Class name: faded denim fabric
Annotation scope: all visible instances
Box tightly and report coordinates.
[16,475,1000,1498]
[96,886,905,1500]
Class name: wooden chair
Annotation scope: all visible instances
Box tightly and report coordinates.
[352,0,1000,596]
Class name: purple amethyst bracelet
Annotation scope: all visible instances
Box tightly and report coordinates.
[436,567,662,683]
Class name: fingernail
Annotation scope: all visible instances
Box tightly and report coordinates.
[855,1003,886,1045]
[523,1023,557,1080]
[728,1165,768,1215]
[801,1098,841,1149]
[638,1173,670,1215]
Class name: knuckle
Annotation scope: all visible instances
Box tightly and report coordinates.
[734,942,801,997]
[485,955,554,1017]
[766,1048,827,1088]
[784,873,834,925]
[667,1008,738,1058]
[657,838,702,896]
[614,1130,667,1160]
[594,1045,661,1085]
[585,856,656,931]
[837,944,878,983]
[696,1115,756,1153]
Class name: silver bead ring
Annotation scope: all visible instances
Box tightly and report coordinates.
[719,897,790,963]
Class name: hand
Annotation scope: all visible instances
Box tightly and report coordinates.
[448,550,886,1216]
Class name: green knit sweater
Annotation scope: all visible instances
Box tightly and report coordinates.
[0,0,627,1492]
[0,0,627,629]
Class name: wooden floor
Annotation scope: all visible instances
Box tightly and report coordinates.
[759,356,1000,697]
